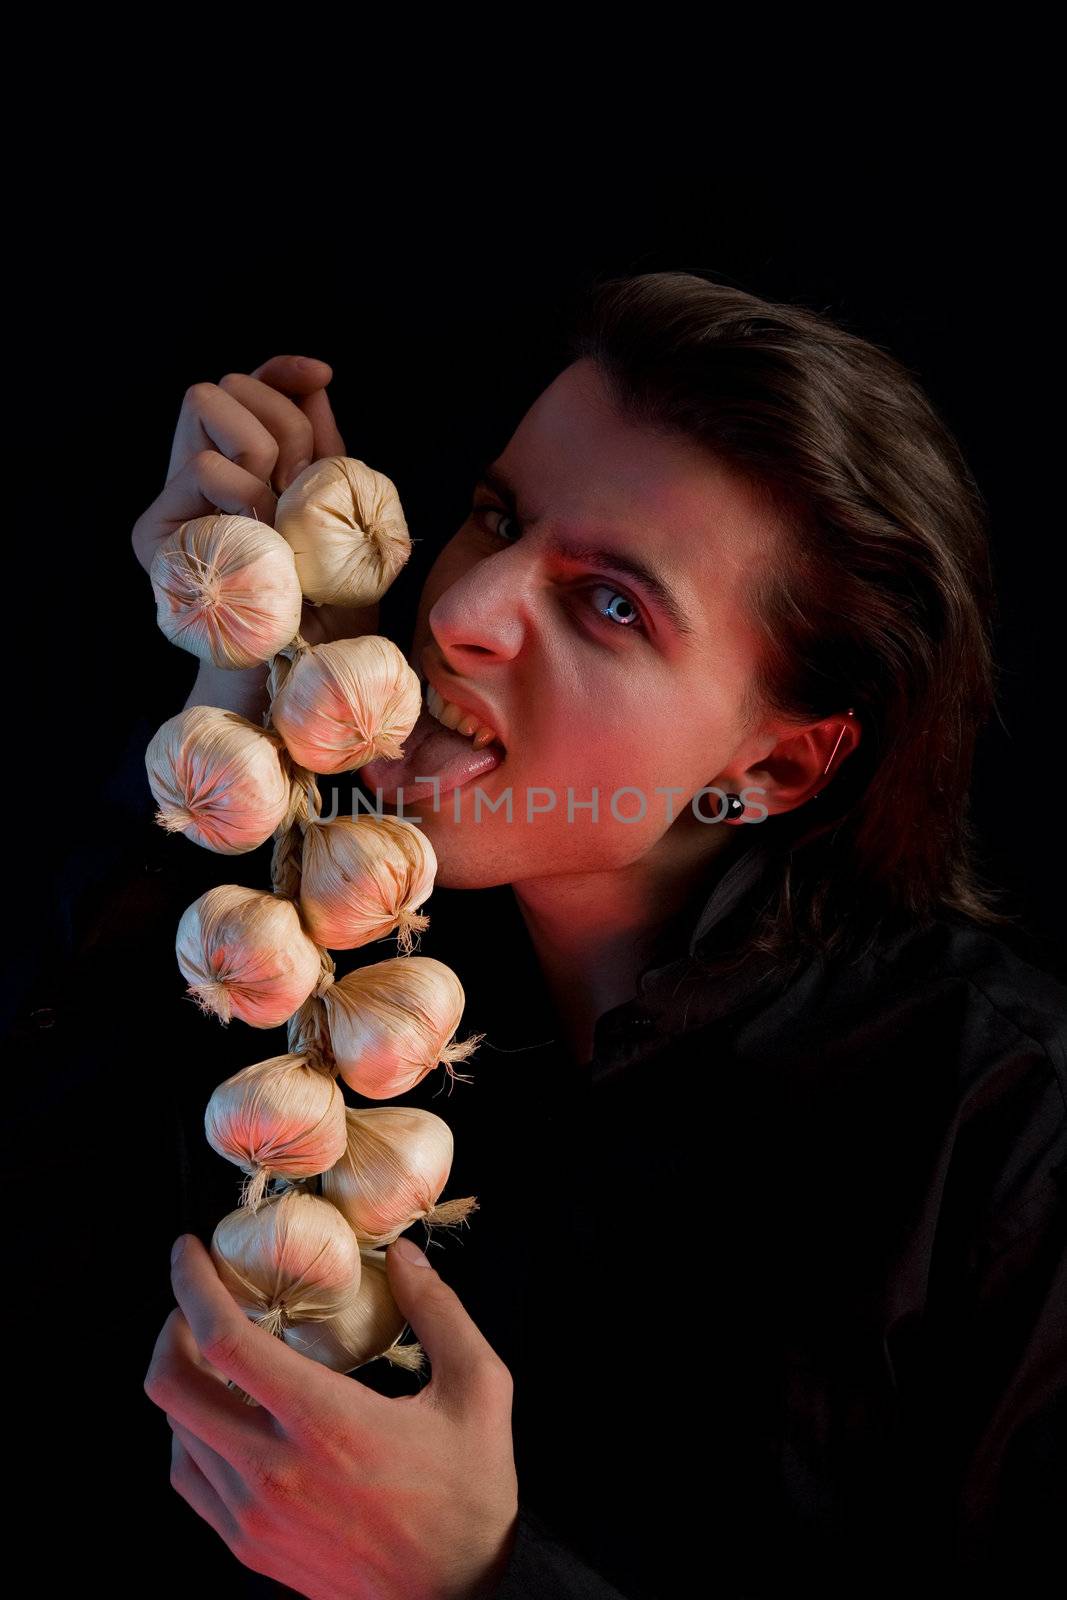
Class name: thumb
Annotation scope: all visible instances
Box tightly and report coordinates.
[300,386,348,459]
[248,354,348,458]
[386,1235,501,1407]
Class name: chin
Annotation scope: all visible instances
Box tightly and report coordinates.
[405,824,518,891]
[429,857,517,892]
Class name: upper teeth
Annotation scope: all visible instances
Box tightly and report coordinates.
[425,682,500,750]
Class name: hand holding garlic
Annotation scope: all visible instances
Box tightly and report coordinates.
[133,356,389,651]
[143,415,523,1595]
[148,1232,521,1595]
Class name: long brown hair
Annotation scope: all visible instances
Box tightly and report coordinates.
[561,270,1020,986]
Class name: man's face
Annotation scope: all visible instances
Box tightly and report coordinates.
[369,357,782,889]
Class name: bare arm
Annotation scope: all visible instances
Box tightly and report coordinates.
[182,659,272,724]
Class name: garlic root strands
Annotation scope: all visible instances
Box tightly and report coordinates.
[274,457,413,608]
[150,513,303,668]
[319,1105,479,1247]
[322,956,485,1099]
[204,1054,349,1212]
[176,884,324,1029]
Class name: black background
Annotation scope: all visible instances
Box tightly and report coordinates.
[28,144,1062,1012]
[11,124,1065,1594]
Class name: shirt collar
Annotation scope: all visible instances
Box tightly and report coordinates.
[685,834,778,957]
[590,834,784,1081]
[421,834,786,1081]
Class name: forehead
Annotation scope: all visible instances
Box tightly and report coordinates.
[497,358,780,646]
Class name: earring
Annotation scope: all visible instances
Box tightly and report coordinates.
[812,707,855,800]
[723,793,745,820]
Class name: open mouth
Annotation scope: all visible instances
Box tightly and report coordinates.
[423,679,504,754]
[358,676,507,805]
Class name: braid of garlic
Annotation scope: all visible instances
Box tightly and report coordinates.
[269,759,321,904]
[265,630,314,709]
[263,639,340,1078]
[155,497,438,1382]
[286,961,338,1076]
[150,492,438,1382]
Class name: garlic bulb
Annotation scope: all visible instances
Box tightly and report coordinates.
[150,513,303,668]
[322,956,484,1099]
[176,884,323,1028]
[320,1106,477,1247]
[274,457,413,607]
[270,635,422,775]
[146,705,293,855]
[205,1054,349,1210]
[300,815,437,954]
[210,1189,361,1339]
[282,1248,425,1375]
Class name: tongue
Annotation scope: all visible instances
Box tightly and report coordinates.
[360,701,504,803]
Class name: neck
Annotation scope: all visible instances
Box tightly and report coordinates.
[510,827,743,1066]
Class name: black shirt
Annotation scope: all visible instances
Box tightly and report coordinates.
[15,728,1067,1598]
[436,837,1067,1597]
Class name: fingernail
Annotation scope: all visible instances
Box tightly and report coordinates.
[393,1235,433,1268]
[171,1235,186,1266]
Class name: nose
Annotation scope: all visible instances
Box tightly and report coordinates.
[426,546,529,670]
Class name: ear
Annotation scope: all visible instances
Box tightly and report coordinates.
[716,711,860,821]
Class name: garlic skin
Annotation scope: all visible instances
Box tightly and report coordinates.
[321,1106,456,1246]
[150,513,303,668]
[176,884,323,1029]
[205,1054,349,1210]
[211,1189,362,1339]
[300,815,437,954]
[322,956,484,1099]
[270,635,423,774]
[146,705,292,855]
[274,457,413,608]
[282,1248,424,1374]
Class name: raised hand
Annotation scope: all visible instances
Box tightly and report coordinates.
[132,355,382,685]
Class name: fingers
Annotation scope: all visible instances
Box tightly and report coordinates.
[145,1306,280,1468]
[300,386,348,459]
[387,1248,514,1421]
[249,354,334,390]
[169,1414,245,1516]
[170,1430,245,1550]
[130,451,279,575]
[248,353,347,461]
[132,354,346,578]
[164,380,278,490]
[165,377,314,497]
[167,1234,383,1443]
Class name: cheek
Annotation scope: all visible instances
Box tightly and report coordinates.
[518,690,690,806]
[567,677,698,777]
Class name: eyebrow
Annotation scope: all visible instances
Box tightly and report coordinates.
[473,461,697,637]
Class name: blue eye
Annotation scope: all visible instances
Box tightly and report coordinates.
[591,587,641,627]
[472,504,522,544]
[470,502,646,634]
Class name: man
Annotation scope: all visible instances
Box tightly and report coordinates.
[128,293,1064,1598]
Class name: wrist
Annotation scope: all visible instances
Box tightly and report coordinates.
[460,1504,520,1600]
[183,659,271,723]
